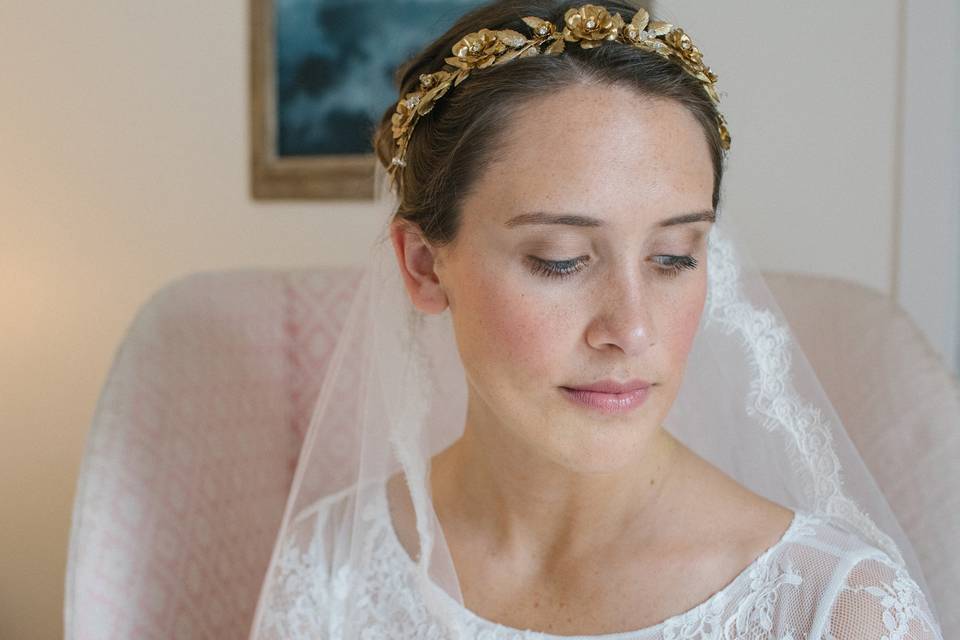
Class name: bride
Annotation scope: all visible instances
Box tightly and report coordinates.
[251,1,944,638]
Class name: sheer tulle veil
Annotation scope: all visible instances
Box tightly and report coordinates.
[245,154,942,637]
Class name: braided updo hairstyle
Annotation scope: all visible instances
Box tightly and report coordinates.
[372,0,726,248]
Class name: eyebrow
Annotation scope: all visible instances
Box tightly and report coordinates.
[503,210,716,228]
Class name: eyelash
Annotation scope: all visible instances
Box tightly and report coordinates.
[526,255,699,280]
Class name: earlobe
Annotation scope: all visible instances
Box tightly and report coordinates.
[389,220,449,315]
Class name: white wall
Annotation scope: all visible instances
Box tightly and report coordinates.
[896,0,960,374]
[661,0,960,374]
[662,0,901,294]
[1,1,956,638]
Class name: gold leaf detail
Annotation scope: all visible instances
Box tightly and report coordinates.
[648,20,672,36]
[495,48,524,65]
[717,115,731,149]
[631,8,650,32]
[495,29,528,48]
[444,55,469,70]
[522,16,544,30]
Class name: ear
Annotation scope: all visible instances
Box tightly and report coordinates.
[389,219,450,314]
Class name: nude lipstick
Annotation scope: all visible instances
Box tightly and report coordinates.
[559,379,652,415]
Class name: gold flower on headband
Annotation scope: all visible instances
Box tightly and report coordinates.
[521,16,565,54]
[448,28,515,70]
[563,4,624,47]
[665,28,703,68]
[388,4,731,178]
[522,16,559,40]
[415,71,455,114]
[622,8,672,55]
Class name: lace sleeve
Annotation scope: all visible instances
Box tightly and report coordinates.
[252,505,336,639]
[820,552,943,640]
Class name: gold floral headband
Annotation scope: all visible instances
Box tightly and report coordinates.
[388,4,730,189]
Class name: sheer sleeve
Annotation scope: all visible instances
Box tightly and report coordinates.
[820,552,943,640]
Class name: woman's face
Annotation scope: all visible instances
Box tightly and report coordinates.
[418,84,715,474]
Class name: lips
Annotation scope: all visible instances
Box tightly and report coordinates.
[559,379,653,415]
[563,379,652,394]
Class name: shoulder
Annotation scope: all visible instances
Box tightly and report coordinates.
[774,511,898,579]
[773,513,944,639]
[824,553,942,639]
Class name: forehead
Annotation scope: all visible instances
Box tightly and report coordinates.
[459,84,714,230]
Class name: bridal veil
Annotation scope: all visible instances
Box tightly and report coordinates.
[246,2,946,635]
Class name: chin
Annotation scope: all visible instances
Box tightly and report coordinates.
[541,415,661,475]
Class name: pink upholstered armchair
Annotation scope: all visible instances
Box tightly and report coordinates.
[64,268,960,638]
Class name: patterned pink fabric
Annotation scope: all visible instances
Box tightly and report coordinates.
[64,269,959,638]
[65,268,361,639]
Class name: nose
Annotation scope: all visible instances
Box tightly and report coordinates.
[584,270,656,356]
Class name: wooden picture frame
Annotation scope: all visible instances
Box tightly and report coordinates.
[250,0,372,200]
[249,0,484,201]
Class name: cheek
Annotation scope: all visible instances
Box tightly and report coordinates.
[451,270,569,388]
[660,275,707,373]
[448,263,707,391]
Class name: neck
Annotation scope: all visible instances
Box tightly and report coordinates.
[430,398,680,569]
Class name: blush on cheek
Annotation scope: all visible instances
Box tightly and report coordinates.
[460,275,566,388]
[665,284,707,367]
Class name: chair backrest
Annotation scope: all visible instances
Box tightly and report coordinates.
[65,267,362,639]
[65,268,959,638]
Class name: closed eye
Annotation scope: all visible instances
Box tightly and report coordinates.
[653,255,698,277]
[527,255,699,280]
[526,255,590,279]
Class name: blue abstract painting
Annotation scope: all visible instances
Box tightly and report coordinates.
[275,0,486,157]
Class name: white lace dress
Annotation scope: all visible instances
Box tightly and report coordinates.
[257,482,943,640]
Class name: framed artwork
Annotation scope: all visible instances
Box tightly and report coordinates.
[250,0,486,200]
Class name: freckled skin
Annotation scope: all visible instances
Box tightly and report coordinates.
[436,85,710,474]
[388,83,793,634]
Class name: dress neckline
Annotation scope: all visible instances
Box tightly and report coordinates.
[376,479,804,639]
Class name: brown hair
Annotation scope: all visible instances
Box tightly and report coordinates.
[372,0,726,248]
